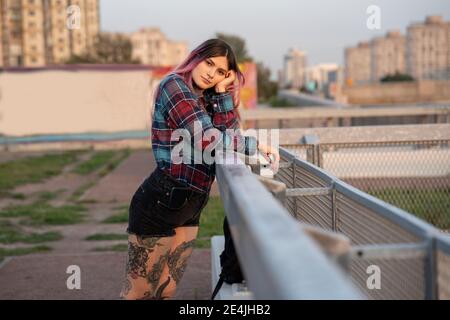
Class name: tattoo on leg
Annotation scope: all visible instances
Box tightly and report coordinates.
[126,242,149,278]
[147,251,169,290]
[155,276,171,299]
[139,276,172,300]
[167,239,196,284]
[137,236,163,252]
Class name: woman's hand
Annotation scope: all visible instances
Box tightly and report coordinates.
[257,142,280,173]
[215,70,237,93]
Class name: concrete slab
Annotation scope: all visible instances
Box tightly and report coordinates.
[0,249,211,300]
[82,149,156,203]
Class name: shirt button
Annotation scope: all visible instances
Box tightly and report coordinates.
[166,192,169,196]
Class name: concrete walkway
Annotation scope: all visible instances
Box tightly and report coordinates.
[0,149,216,300]
[0,249,211,300]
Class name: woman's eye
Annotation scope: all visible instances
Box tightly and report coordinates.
[219,71,225,76]
[206,61,212,66]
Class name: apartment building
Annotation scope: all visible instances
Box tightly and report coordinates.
[0,0,99,67]
[131,27,188,66]
[406,15,450,80]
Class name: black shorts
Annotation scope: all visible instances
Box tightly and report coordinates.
[127,168,210,237]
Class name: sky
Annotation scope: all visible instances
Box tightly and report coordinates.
[100,0,450,79]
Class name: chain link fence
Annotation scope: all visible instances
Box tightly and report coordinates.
[282,140,450,231]
[275,148,450,300]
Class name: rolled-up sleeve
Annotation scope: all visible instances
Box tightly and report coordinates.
[161,75,257,156]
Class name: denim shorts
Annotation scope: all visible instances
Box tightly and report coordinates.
[127,168,210,237]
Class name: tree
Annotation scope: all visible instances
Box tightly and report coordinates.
[215,32,253,63]
[66,32,139,64]
[256,61,278,102]
[380,72,414,82]
[214,32,277,102]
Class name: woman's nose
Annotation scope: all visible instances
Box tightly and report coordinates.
[207,68,215,79]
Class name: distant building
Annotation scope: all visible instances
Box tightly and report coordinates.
[0,0,100,67]
[282,48,307,89]
[305,63,339,91]
[131,28,188,66]
[345,15,450,85]
[370,30,406,82]
[406,15,450,80]
[345,42,371,85]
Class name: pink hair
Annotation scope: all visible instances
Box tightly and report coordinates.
[152,39,245,116]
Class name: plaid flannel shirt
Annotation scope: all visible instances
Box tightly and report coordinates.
[151,73,257,193]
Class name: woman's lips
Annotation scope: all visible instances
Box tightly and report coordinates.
[201,77,211,85]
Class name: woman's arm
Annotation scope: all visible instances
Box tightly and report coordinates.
[160,74,257,156]
[206,72,281,171]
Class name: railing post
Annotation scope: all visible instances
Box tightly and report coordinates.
[253,174,287,207]
[317,144,323,168]
[331,181,338,232]
[301,134,320,166]
[424,237,438,300]
[302,224,351,273]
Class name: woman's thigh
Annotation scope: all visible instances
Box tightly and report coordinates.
[121,233,175,300]
[167,226,199,282]
[121,227,199,300]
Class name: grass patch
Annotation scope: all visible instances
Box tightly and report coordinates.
[72,150,116,175]
[102,211,128,224]
[0,221,62,244]
[113,204,129,211]
[75,198,98,204]
[0,245,52,262]
[0,151,83,193]
[0,202,86,225]
[0,191,26,200]
[85,233,128,241]
[69,181,97,203]
[103,204,129,224]
[72,149,131,177]
[198,196,225,239]
[370,187,450,230]
[195,237,211,249]
[98,149,132,177]
[34,189,65,202]
[92,243,128,252]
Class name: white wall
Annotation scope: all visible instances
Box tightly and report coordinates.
[0,69,155,136]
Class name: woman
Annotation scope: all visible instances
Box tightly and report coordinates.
[120,38,279,300]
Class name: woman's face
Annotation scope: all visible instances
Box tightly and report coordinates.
[192,56,230,90]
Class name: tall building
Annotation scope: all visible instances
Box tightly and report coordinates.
[282,48,307,89]
[370,30,406,82]
[406,15,450,80]
[344,42,371,85]
[305,63,339,91]
[0,0,100,67]
[345,15,450,85]
[131,28,188,66]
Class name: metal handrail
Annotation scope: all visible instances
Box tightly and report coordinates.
[277,147,450,299]
[215,151,363,299]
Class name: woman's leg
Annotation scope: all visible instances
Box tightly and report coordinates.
[158,226,199,299]
[120,233,175,300]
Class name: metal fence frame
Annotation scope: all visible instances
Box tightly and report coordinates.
[276,147,450,299]
[215,152,363,299]
[281,138,450,231]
